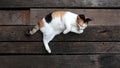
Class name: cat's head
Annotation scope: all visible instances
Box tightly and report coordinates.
[77,14,92,30]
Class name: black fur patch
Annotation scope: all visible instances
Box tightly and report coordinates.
[45,12,52,23]
[85,18,92,24]
[79,14,92,24]
[79,14,85,21]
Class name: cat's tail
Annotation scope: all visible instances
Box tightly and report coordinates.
[26,19,44,36]
[26,24,40,36]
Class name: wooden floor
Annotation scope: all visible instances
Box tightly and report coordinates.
[0,0,120,68]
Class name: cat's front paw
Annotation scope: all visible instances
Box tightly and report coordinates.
[78,30,84,34]
[63,30,70,34]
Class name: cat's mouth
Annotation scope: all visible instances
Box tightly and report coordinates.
[77,25,86,31]
[77,27,84,31]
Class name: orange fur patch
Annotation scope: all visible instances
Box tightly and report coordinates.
[52,11,66,21]
[77,16,88,27]
[77,16,84,25]
[39,19,44,28]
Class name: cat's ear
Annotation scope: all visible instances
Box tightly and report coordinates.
[85,18,92,24]
[78,14,85,20]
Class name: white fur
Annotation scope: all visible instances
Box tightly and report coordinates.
[39,11,87,53]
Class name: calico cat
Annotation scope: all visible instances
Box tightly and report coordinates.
[26,11,92,53]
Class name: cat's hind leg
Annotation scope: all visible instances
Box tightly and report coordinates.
[43,33,56,53]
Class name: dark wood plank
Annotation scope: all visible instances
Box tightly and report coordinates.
[0,10,30,25]
[99,55,120,68]
[30,9,120,26]
[0,55,120,68]
[0,0,120,8]
[0,26,119,41]
[0,55,98,68]
[0,42,120,54]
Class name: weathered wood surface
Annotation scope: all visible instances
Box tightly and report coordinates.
[0,42,120,54]
[0,55,98,68]
[0,55,120,68]
[0,0,119,68]
[30,9,120,26]
[0,2,119,68]
[0,26,119,41]
[0,0,120,8]
[0,10,30,25]
[99,55,120,68]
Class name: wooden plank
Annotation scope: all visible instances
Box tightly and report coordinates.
[0,26,119,41]
[0,10,30,25]
[30,9,120,26]
[0,55,98,68]
[99,55,120,68]
[0,0,120,8]
[0,42,120,54]
[0,55,120,68]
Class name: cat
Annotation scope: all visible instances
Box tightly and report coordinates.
[26,11,92,53]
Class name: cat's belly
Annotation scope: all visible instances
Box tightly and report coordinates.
[53,25,65,34]
[50,18,65,34]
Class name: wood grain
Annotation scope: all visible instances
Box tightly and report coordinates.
[0,26,119,41]
[99,55,120,68]
[0,0,120,8]
[0,55,99,68]
[0,42,119,54]
[0,0,120,68]
[0,10,30,25]
[0,55,120,68]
